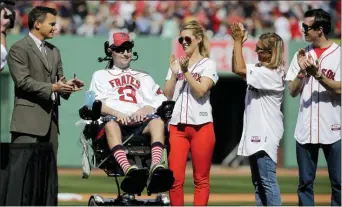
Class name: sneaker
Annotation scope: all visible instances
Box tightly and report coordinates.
[121,165,149,194]
[125,165,139,176]
[147,163,174,194]
[150,163,166,174]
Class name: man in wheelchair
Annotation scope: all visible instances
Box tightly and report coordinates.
[86,32,174,196]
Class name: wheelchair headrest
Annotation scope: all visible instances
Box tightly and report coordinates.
[156,101,175,121]
[79,100,102,121]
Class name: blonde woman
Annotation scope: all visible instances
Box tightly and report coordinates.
[164,20,218,206]
[231,23,285,206]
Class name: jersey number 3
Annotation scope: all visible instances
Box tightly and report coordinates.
[118,86,137,104]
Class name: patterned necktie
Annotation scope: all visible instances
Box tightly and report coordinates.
[40,41,49,67]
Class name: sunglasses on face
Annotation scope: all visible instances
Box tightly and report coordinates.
[302,23,314,32]
[255,45,271,53]
[112,46,132,54]
[178,36,192,45]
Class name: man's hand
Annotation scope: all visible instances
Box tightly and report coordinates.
[113,111,131,125]
[1,8,11,33]
[297,48,308,78]
[130,106,153,122]
[66,77,85,91]
[304,54,319,76]
[52,76,74,94]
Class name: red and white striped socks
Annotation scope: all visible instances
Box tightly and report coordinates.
[112,145,130,174]
[151,142,164,165]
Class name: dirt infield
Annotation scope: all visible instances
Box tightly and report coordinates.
[58,193,331,203]
[58,165,329,176]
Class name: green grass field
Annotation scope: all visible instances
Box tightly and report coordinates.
[58,173,331,206]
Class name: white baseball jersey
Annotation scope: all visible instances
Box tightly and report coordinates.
[165,58,218,125]
[89,66,167,115]
[285,43,341,144]
[237,64,285,163]
[0,44,7,71]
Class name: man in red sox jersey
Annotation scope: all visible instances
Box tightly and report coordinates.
[88,32,172,194]
[285,9,341,206]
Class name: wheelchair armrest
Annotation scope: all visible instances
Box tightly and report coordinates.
[155,100,175,122]
[79,100,102,121]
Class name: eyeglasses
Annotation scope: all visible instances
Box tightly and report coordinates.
[178,36,192,45]
[302,23,314,32]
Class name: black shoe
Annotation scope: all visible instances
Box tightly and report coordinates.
[147,164,174,194]
[121,166,149,194]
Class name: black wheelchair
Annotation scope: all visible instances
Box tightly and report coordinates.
[78,99,176,206]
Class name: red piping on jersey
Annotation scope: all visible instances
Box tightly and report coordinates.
[310,77,313,143]
[106,70,147,77]
[318,84,320,143]
[319,45,339,63]
[186,86,189,124]
[316,45,339,143]
[178,58,208,124]
[180,87,184,123]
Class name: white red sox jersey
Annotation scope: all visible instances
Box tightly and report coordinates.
[237,64,285,163]
[285,43,341,145]
[89,66,167,115]
[165,58,218,125]
[0,44,7,70]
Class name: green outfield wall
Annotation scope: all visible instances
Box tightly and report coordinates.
[1,35,339,167]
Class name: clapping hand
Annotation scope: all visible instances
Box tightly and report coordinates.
[179,56,190,73]
[297,48,307,78]
[66,76,85,92]
[169,54,180,75]
[53,76,74,94]
[304,54,319,76]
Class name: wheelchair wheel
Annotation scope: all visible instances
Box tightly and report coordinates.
[88,195,105,206]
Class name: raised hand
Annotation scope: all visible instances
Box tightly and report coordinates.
[179,56,189,73]
[230,22,245,43]
[238,23,248,43]
[0,8,11,33]
[169,54,180,75]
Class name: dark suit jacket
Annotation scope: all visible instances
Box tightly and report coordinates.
[7,34,69,137]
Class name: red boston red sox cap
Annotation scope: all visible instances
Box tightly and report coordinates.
[108,32,132,48]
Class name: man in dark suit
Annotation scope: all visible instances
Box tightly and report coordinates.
[3,6,84,205]
[8,6,83,154]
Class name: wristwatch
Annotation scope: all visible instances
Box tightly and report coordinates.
[314,72,323,81]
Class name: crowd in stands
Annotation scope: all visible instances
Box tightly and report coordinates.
[10,0,341,41]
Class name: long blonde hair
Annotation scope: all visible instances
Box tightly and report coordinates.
[180,20,210,58]
[259,32,285,69]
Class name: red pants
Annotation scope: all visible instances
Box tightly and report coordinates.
[168,122,216,206]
